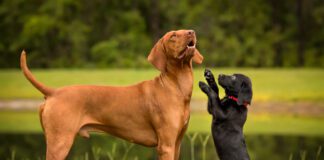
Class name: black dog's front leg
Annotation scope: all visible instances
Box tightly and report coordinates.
[199,82,216,114]
[199,82,226,119]
[204,69,219,95]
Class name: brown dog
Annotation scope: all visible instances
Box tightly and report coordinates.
[20,30,203,160]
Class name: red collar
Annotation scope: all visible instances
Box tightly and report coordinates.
[228,96,248,107]
[228,96,238,102]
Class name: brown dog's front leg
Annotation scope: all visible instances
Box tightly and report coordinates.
[174,125,188,160]
[156,129,178,160]
[157,144,175,160]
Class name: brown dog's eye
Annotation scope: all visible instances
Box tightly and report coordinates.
[171,34,176,38]
[169,33,177,42]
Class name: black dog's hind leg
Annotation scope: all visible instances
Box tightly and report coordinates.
[204,69,219,95]
[199,82,226,119]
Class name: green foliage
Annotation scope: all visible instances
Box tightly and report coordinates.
[90,9,152,68]
[0,0,323,68]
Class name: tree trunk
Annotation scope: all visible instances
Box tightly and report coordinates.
[270,0,283,67]
[297,0,305,66]
[149,0,161,41]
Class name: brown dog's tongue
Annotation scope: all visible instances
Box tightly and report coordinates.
[177,52,186,59]
[177,47,187,59]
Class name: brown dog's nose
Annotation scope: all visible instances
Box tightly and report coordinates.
[187,30,195,35]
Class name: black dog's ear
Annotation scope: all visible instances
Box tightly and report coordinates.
[238,81,253,106]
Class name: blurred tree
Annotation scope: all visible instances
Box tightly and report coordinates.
[0,0,323,68]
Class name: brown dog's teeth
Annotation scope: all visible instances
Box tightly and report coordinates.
[187,41,196,48]
[187,41,194,47]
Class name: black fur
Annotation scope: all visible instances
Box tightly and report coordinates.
[199,69,253,160]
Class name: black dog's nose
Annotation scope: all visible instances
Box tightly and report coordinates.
[218,74,225,79]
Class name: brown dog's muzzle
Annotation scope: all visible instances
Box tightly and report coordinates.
[177,30,197,59]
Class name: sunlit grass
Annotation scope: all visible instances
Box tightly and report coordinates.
[188,113,324,136]
[0,111,41,133]
[193,68,324,102]
[0,68,323,101]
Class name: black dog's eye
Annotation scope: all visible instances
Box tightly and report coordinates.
[241,81,246,87]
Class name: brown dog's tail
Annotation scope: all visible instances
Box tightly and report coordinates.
[20,50,54,96]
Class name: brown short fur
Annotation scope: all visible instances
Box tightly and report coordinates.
[20,30,203,160]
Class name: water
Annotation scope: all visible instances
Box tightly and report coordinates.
[0,133,322,160]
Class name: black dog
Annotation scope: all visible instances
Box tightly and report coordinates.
[199,69,252,160]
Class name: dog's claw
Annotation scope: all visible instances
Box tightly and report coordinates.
[204,69,215,80]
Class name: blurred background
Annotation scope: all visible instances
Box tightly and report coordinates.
[0,0,323,159]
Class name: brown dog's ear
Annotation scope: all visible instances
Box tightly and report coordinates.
[192,49,204,64]
[148,39,167,72]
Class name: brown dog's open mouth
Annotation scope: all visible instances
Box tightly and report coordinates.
[178,40,196,59]
[187,40,195,48]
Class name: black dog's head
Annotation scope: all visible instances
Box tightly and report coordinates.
[218,74,253,106]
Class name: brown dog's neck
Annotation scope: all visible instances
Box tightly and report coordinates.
[159,61,194,101]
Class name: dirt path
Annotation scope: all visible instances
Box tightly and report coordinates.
[0,99,43,110]
[1,99,324,117]
[191,100,324,117]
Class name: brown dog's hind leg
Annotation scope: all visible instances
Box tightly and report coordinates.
[41,103,79,160]
[45,132,76,160]
[39,103,45,132]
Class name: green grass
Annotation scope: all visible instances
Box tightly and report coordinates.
[1,68,323,135]
[0,111,41,133]
[0,68,324,101]
[189,113,324,135]
[1,111,324,135]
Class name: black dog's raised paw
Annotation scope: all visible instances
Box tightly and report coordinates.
[199,81,218,99]
[204,69,215,80]
[204,69,219,94]
[199,81,211,94]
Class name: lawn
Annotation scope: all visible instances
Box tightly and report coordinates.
[190,113,324,135]
[0,68,324,101]
[0,68,324,135]
[1,111,324,136]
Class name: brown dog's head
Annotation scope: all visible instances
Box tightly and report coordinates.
[148,30,204,72]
